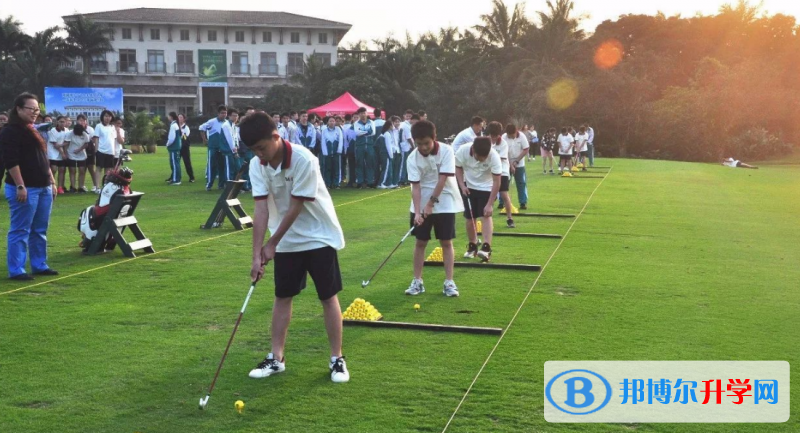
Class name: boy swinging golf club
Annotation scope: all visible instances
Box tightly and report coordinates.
[455,136,502,262]
[240,112,349,384]
[405,120,464,297]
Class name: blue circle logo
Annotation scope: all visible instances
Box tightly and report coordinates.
[545,369,612,415]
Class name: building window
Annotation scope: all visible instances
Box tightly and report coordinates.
[178,105,195,116]
[287,53,304,75]
[147,50,165,73]
[318,33,328,44]
[119,49,137,73]
[259,52,277,75]
[90,53,108,72]
[150,28,160,40]
[262,31,272,43]
[235,31,245,43]
[290,32,300,44]
[208,30,217,42]
[122,28,132,40]
[232,52,249,74]
[176,50,193,73]
[149,99,166,117]
[180,29,190,41]
[312,53,332,67]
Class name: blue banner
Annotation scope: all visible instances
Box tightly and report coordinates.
[44,87,124,124]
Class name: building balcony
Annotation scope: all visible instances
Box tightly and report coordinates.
[231,63,251,76]
[90,61,109,74]
[259,64,279,76]
[175,63,195,75]
[287,65,305,76]
[145,62,167,75]
[117,61,138,74]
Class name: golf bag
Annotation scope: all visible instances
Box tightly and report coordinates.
[77,167,134,252]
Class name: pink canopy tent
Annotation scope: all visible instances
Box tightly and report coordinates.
[307,92,380,119]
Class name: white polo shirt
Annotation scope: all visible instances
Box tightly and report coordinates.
[406,141,464,214]
[452,127,477,152]
[66,132,90,161]
[249,141,345,253]
[557,134,575,155]
[503,133,530,168]
[454,143,502,192]
[93,124,119,156]
[491,138,510,176]
[575,132,589,152]
[47,128,68,160]
[400,121,413,152]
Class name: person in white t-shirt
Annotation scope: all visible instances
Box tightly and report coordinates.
[557,127,575,172]
[405,120,464,297]
[721,157,758,169]
[455,137,502,262]
[574,126,590,171]
[64,123,91,192]
[76,114,98,192]
[47,116,68,194]
[486,121,515,228]
[92,110,124,188]
[451,116,484,153]
[241,112,349,384]
[503,124,530,210]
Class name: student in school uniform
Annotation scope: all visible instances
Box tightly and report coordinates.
[451,116,484,153]
[199,105,237,190]
[399,114,420,185]
[64,123,90,192]
[378,116,401,189]
[75,114,97,192]
[405,120,464,297]
[557,127,575,173]
[342,115,357,187]
[372,108,386,181]
[92,110,123,191]
[296,111,317,157]
[503,124,530,210]
[240,112,349,384]
[455,137,502,262]
[47,116,68,194]
[166,112,183,185]
[486,121,514,228]
[352,108,375,189]
[541,128,557,174]
[320,116,344,189]
[177,114,195,183]
[574,126,590,170]
[280,113,298,144]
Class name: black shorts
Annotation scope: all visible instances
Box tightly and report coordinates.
[499,176,510,192]
[64,159,87,168]
[96,152,118,169]
[462,189,493,220]
[49,159,65,167]
[410,212,456,241]
[559,155,572,163]
[85,153,96,166]
[273,246,342,301]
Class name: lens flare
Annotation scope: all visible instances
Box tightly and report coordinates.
[547,79,579,111]
[594,39,624,70]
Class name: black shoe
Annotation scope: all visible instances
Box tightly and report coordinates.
[477,243,492,262]
[33,269,59,276]
[498,204,505,210]
[165,177,171,182]
[507,219,516,229]
[189,178,196,183]
[520,204,527,210]
[10,273,34,281]
[463,242,478,259]
[69,187,77,193]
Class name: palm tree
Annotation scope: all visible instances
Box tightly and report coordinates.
[527,0,586,64]
[474,0,530,50]
[10,27,80,99]
[64,15,113,86]
[0,15,30,60]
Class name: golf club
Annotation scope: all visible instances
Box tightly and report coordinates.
[199,281,257,410]
[465,193,481,245]
[361,226,416,288]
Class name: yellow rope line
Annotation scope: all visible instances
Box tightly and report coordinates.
[441,168,613,432]
[1,187,406,297]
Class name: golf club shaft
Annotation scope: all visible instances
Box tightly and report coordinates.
[206,282,256,396]
[466,196,480,243]
[364,227,415,285]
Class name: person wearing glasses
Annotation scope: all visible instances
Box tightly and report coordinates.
[0,93,59,281]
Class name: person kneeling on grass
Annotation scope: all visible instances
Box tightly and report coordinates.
[405,120,464,297]
[455,137,502,262]
[722,157,758,169]
[241,112,350,384]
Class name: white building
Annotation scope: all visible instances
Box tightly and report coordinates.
[62,8,351,116]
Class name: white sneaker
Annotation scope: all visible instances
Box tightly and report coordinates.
[405,278,425,295]
[390,185,399,189]
[248,353,285,378]
[443,280,459,297]
[170,182,182,185]
[330,356,350,383]
[463,242,478,259]
[91,186,98,192]
[377,185,388,189]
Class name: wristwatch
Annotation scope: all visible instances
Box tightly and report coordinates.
[17,185,25,190]
[430,196,440,204]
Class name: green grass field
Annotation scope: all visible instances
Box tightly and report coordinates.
[1,151,798,432]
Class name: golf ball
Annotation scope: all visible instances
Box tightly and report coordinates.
[414,304,420,311]
[235,400,245,413]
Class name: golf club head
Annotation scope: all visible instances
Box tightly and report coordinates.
[199,395,209,410]
[361,280,369,288]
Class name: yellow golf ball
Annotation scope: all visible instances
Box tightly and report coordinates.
[414,304,421,311]
[235,400,245,413]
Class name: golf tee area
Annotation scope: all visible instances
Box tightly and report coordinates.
[1,154,798,433]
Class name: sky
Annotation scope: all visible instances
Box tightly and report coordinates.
[3,0,799,45]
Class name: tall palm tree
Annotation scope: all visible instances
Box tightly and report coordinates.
[0,15,30,60]
[64,15,113,86]
[474,0,530,50]
[11,27,80,100]
[528,0,586,64]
